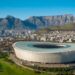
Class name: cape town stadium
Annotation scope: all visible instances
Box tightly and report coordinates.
[13,41,75,64]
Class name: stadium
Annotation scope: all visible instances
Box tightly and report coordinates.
[13,41,75,64]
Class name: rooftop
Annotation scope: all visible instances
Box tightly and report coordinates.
[13,41,75,53]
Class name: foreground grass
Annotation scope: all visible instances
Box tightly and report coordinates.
[0,59,33,75]
[0,58,49,75]
[0,52,73,75]
[0,58,73,75]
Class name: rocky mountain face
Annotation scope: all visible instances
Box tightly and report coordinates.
[0,14,75,30]
[25,14,75,29]
[0,16,25,30]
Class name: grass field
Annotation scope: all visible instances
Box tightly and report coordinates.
[0,52,74,75]
[0,58,74,75]
[0,58,49,75]
[0,52,50,75]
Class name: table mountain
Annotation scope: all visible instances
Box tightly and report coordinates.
[0,14,75,30]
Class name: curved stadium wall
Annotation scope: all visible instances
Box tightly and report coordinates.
[13,42,75,64]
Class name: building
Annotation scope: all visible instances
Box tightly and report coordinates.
[13,41,75,64]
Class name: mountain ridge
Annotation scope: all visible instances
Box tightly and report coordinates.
[0,14,75,30]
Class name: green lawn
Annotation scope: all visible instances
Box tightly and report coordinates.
[0,52,73,75]
[0,59,73,75]
[0,59,49,75]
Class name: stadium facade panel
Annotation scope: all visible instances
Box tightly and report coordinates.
[13,42,75,63]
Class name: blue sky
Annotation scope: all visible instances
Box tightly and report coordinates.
[0,0,75,20]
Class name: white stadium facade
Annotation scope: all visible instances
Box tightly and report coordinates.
[13,41,75,64]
